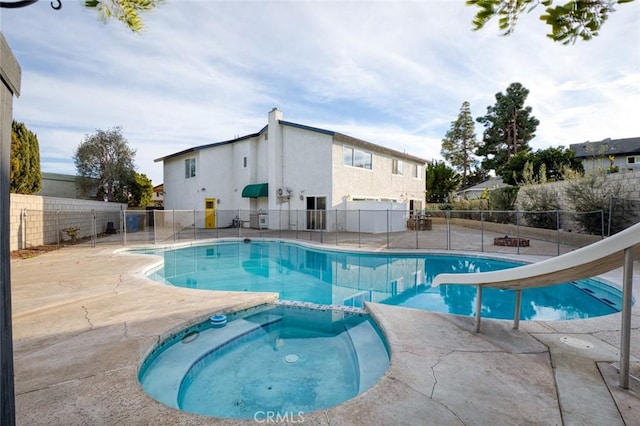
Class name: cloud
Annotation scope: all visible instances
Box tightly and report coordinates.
[3,0,639,185]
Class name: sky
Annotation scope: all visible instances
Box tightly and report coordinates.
[1,0,639,186]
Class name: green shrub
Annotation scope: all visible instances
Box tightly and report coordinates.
[520,184,560,229]
[487,186,519,223]
[565,170,629,235]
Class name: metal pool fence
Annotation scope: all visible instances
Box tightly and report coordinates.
[14,201,640,257]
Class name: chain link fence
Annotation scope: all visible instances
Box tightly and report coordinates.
[13,197,639,256]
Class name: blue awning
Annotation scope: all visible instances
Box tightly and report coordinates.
[241,183,268,198]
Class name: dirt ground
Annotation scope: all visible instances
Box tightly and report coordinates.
[10,244,61,260]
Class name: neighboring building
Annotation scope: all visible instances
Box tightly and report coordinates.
[151,183,164,207]
[456,176,505,199]
[570,137,640,172]
[36,172,98,200]
[155,108,427,231]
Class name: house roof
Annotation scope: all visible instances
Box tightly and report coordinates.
[154,119,427,164]
[457,177,505,195]
[569,137,640,158]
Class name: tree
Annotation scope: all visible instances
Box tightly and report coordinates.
[426,160,461,203]
[476,82,539,175]
[466,0,636,44]
[74,126,137,202]
[128,172,153,207]
[441,101,480,188]
[500,146,584,185]
[0,0,163,33]
[10,120,42,194]
[84,0,164,32]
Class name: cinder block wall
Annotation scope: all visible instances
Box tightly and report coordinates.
[516,169,640,230]
[10,194,126,250]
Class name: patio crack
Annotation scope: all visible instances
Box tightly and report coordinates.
[113,275,125,294]
[429,353,466,425]
[81,305,94,329]
[386,369,465,425]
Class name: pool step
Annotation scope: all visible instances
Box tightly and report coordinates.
[139,314,283,408]
[345,320,390,392]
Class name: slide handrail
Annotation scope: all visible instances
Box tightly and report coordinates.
[432,221,640,290]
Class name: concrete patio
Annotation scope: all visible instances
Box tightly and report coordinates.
[9,241,640,425]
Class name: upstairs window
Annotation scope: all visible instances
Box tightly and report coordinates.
[243,156,248,168]
[627,155,640,165]
[414,164,422,179]
[185,158,196,178]
[343,146,372,169]
[392,159,404,175]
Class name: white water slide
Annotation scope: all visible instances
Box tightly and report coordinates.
[432,221,640,388]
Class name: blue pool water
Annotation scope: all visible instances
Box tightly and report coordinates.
[139,303,389,419]
[140,240,623,321]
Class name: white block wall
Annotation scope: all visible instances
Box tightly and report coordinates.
[10,193,126,250]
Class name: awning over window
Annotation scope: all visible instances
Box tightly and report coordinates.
[241,183,268,198]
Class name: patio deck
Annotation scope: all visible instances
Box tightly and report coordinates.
[8,236,640,425]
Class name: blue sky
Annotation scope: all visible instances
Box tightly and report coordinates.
[2,0,639,185]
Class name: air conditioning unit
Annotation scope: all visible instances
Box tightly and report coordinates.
[258,214,268,228]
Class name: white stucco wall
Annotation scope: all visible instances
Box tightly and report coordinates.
[332,141,425,208]
[279,125,333,209]
[161,109,426,231]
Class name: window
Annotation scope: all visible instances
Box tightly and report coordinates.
[343,146,372,169]
[185,158,196,178]
[627,156,640,165]
[414,164,422,179]
[392,159,404,175]
[243,156,247,168]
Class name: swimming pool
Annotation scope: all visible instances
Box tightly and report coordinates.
[139,303,389,419]
[139,240,623,321]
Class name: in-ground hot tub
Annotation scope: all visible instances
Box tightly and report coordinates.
[138,302,390,419]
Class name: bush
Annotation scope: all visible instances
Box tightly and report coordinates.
[519,184,560,229]
[487,186,519,223]
[565,170,629,235]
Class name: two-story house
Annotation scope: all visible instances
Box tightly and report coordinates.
[570,137,640,172]
[155,108,427,232]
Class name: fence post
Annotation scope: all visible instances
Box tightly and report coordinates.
[601,210,605,240]
[55,210,60,247]
[608,194,613,237]
[122,209,127,246]
[556,210,560,256]
[335,209,338,246]
[172,210,176,242]
[386,209,390,249]
[92,209,96,247]
[480,210,484,252]
[193,209,196,241]
[296,209,299,240]
[153,210,158,244]
[415,212,418,249]
[516,210,521,255]
[21,209,27,249]
[446,210,451,250]
[358,210,361,248]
